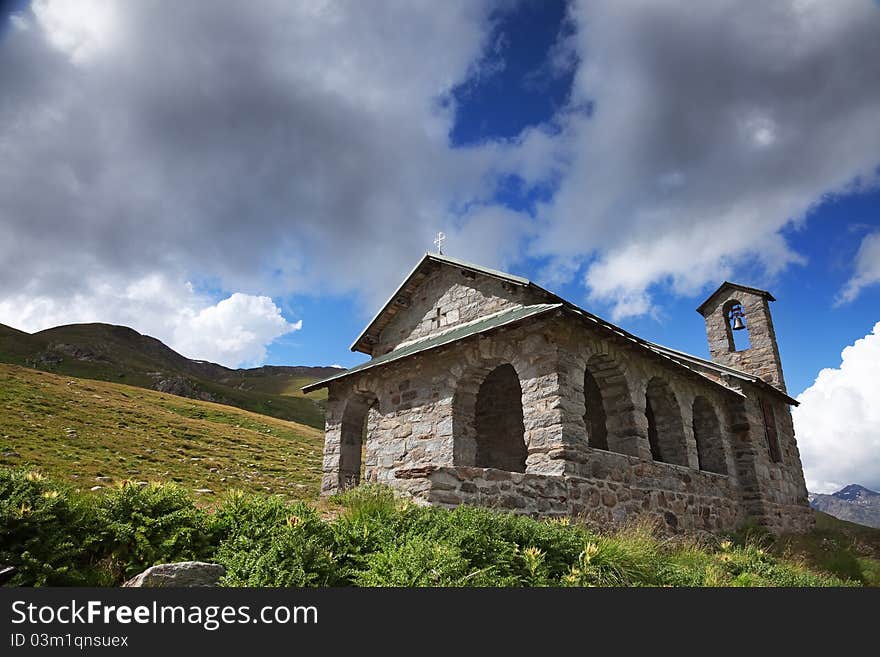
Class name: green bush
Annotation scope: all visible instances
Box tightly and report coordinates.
[212,492,339,586]
[0,472,867,588]
[355,536,496,587]
[91,482,213,582]
[561,525,662,587]
[0,468,101,585]
[330,483,399,522]
[209,490,298,544]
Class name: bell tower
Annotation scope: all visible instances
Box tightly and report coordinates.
[696,281,786,392]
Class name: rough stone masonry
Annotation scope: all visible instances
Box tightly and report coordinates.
[303,254,814,534]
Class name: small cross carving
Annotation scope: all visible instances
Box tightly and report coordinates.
[434,231,446,255]
[431,306,447,330]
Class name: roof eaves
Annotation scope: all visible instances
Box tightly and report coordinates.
[304,303,562,392]
[560,305,747,400]
[350,253,439,354]
[645,341,799,406]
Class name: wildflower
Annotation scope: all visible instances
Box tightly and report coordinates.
[581,542,600,563]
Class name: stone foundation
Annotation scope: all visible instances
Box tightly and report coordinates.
[394,447,751,533]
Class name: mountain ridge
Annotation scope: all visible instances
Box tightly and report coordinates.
[809,484,880,529]
[0,321,340,429]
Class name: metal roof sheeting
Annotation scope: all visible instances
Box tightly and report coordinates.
[302,303,561,392]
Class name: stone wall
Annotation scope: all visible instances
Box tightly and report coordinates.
[726,384,812,534]
[375,266,548,355]
[321,309,813,534]
[393,457,746,534]
[322,318,564,494]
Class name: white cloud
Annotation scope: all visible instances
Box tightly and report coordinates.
[172,293,301,368]
[837,231,880,305]
[0,275,300,368]
[32,0,122,64]
[793,322,880,493]
[2,0,880,337]
[531,0,880,318]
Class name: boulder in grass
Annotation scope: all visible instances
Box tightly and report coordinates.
[123,562,225,587]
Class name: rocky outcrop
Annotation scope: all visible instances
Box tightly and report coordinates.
[153,375,221,403]
[122,562,225,587]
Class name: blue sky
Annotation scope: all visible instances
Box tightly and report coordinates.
[254,1,880,402]
[1,1,879,491]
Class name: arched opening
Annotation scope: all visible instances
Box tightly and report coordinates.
[723,299,751,352]
[339,393,378,490]
[692,396,727,474]
[645,378,689,466]
[759,399,783,463]
[474,364,526,472]
[582,354,630,454]
[583,367,608,450]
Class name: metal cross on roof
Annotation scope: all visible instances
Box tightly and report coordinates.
[433,231,446,255]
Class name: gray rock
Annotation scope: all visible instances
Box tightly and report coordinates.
[123,562,226,588]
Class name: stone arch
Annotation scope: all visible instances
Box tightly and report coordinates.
[474,364,527,471]
[692,396,727,474]
[453,359,527,472]
[338,391,378,490]
[582,353,632,453]
[722,298,751,352]
[644,377,689,466]
[583,366,607,450]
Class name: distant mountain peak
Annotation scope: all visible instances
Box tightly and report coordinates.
[833,484,879,501]
[810,483,880,529]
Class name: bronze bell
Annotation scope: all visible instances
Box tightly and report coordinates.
[732,315,746,331]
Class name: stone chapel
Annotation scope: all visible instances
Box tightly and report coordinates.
[303,253,813,534]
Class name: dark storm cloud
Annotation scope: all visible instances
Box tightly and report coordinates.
[0,0,521,312]
[3,0,880,333]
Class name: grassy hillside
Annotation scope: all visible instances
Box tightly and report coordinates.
[0,363,323,499]
[0,322,336,429]
[775,511,880,585]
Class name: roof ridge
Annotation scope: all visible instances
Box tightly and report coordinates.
[349,253,539,354]
[696,281,776,316]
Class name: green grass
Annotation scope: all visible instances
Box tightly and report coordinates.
[774,511,880,586]
[1,475,861,587]
[216,371,329,402]
[0,363,324,500]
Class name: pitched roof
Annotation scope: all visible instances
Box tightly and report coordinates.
[645,341,798,406]
[696,281,776,316]
[307,254,796,405]
[349,252,556,355]
[302,303,562,392]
